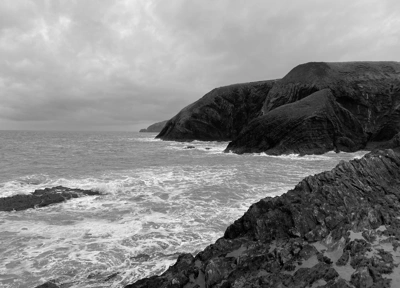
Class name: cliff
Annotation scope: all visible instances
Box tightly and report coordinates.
[126,149,400,288]
[139,120,168,132]
[156,80,277,141]
[226,89,366,155]
[227,61,400,154]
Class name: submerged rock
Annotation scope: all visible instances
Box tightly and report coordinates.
[156,80,277,141]
[0,186,101,211]
[126,149,400,287]
[140,120,168,133]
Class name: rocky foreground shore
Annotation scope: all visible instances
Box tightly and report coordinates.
[126,149,400,288]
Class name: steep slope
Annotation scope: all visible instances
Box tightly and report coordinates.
[263,61,400,140]
[227,61,400,154]
[126,149,400,288]
[139,120,168,132]
[226,89,367,155]
[156,80,277,141]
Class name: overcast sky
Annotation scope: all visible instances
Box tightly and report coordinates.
[1,0,399,131]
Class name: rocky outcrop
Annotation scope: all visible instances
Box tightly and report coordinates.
[227,62,400,154]
[0,186,101,211]
[156,80,277,141]
[155,61,400,154]
[225,89,367,155]
[126,149,400,287]
[265,62,400,140]
[140,120,168,133]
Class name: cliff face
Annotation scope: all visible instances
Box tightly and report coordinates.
[227,61,400,154]
[226,89,366,155]
[126,149,400,288]
[156,61,400,154]
[156,80,277,141]
[139,120,168,132]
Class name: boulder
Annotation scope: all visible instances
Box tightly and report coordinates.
[156,80,277,141]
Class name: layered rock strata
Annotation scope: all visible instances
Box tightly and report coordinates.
[156,80,277,141]
[0,186,101,211]
[126,149,400,288]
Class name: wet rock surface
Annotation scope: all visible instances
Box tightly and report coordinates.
[0,186,101,211]
[228,61,400,155]
[126,149,400,287]
[140,120,168,132]
[156,80,277,141]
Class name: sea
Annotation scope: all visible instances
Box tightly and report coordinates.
[0,130,367,288]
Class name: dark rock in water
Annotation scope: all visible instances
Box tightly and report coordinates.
[156,80,277,141]
[184,145,195,149]
[226,89,367,155]
[139,120,168,133]
[0,186,101,211]
[35,281,59,288]
[126,149,400,287]
[228,61,400,155]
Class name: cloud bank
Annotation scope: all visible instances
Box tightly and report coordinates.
[0,0,399,130]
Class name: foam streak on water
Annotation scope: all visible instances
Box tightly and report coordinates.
[0,131,367,287]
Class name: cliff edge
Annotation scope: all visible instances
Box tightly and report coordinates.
[156,80,277,141]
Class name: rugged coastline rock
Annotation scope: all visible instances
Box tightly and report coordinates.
[156,80,277,141]
[0,186,101,211]
[140,120,168,133]
[155,61,400,155]
[228,61,400,154]
[225,89,367,155]
[126,149,400,287]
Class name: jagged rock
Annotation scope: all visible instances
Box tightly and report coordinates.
[227,61,400,155]
[0,186,101,211]
[225,89,367,155]
[125,253,195,288]
[126,149,400,287]
[156,80,277,141]
[139,120,168,132]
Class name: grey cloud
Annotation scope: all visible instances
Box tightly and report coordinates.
[0,0,399,131]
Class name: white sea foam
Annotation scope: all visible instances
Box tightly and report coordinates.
[132,137,162,142]
[0,136,369,288]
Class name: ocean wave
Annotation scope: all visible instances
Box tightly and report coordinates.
[132,137,162,142]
